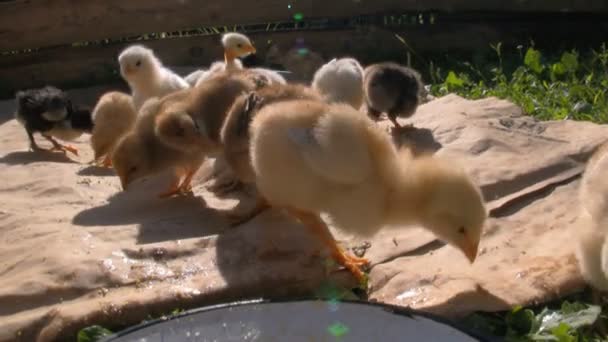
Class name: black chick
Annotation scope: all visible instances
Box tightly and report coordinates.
[14,86,93,156]
[363,62,425,129]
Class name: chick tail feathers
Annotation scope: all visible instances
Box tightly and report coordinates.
[286,107,372,185]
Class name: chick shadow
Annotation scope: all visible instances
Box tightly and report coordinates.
[214,204,359,300]
[390,126,443,156]
[77,165,116,177]
[0,150,77,165]
[72,174,228,244]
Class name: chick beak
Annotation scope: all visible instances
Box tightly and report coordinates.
[461,236,480,264]
[244,44,256,55]
[123,66,134,75]
[119,173,130,191]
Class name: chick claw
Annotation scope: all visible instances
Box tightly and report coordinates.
[343,252,370,266]
[157,183,192,198]
[330,250,368,283]
[50,144,79,156]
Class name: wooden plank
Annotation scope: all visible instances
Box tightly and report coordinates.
[1,0,607,52]
[2,14,608,99]
[0,26,497,97]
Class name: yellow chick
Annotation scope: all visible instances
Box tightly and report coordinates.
[248,99,487,281]
[111,90,204,198]
[194,33,256,87]
[312,57,365,109]
[217,83,323,223]
[118,44,190,110]
[576,142,608,295]
[89,91,137,167]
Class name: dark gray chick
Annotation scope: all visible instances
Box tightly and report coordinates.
[14,85,93,155]
[363,62,424,129]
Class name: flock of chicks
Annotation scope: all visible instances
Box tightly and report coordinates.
[14,32,488,284]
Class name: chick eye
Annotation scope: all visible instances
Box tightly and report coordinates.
[135,60,142,67]
[458,226,466,234]
[236,43,242,48]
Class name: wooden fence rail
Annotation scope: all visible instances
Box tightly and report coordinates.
[1,0,608,52]
[1,0,608,99]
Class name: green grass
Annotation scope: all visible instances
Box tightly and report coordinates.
[427,42,608,124]
[461,291,606,341]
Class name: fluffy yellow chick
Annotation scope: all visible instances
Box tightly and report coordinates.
[111,90,204,197]
[312,57,365,109]
[118,44,190,110]
[90,91,137,167]
[576,142,608,294]
[248,99,487,281]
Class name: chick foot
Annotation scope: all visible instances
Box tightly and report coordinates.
[102,156,113,168]
[42,135,79,156]
[286,208,367,283]
[158,169,198,198]
[344,252,370,266]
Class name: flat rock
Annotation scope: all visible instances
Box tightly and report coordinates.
[0,92,606,341]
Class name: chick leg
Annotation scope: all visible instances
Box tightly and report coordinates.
[225,196,270,226]
[42,135,79,156]
[176,168,196,193]
[285,208,369,282]
[158,178,183,198]
[26,129,44,152]
[101,155,113,168]
[388,115,402,129]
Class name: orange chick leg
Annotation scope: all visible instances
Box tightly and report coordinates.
[158,178,182,198]
[225,196,270,226]
[158,168,196,198]
[177,169,196,193]
[286,208,369,282]
[42,135,79,156]
[102,155,113,168]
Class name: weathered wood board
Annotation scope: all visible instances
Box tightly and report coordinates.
[1,0,607,52]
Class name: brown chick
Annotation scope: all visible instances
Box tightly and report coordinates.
[154,72,261,156]
[363,62,425,129]
[576,141,608,300]
[90,91,137,168]
[248,99,487,283]
[217,83,323,223]
[111,89,205,198]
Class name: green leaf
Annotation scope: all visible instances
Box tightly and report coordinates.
[537,304,600,334]
[551,63,566,77]
[445,71,465,88]
[525,48,544,74]
[506,306,537,335]
[560,51,579,73]
[77,325,113,342]
[550,323,575,342]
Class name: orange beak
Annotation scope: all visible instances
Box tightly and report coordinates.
[461,236,480,264]
[243,44,256,54]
